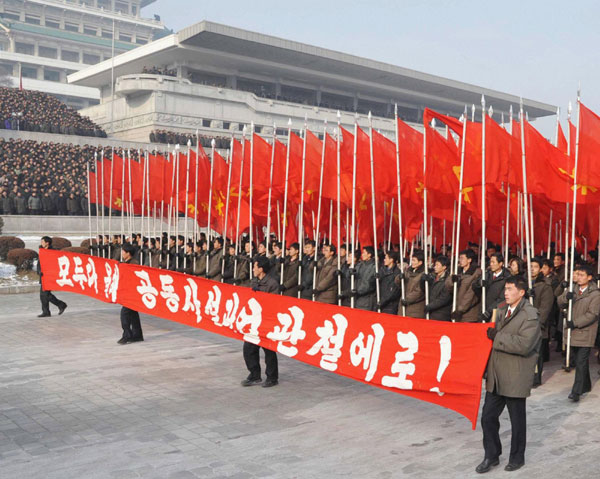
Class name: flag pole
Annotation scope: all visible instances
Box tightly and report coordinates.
[127,150,134,243]
[93,151,100,254]
[233,127,247,279]
[388,198,394,252]
[120,148,125,260]
[529,194,535,256]
[100,148,105,257]
[249,123,255,279]
[166,147,176,270]
[565,89,582,371]
[174,145,181,270]
[368,112,382,312]
[450,199,456,273]
[336,112,343,305]
[393,105,407,314]
[546,209,553,260]
[221,146,234,279]
[277,200,281,241]
[140,149,147,265]
[87,161,93,251]
[480,95,487,314]
[451,106,468,320]
[265,123,277,258]
[279,119,293,292]
[350,113,359,308]
[183,140,191,270]
[313,119,328,301]
[297,115,308,298]
[108,147,114,248]
[518,99,534,302]
[205,139,216,275]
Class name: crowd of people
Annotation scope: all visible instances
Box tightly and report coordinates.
[149,130,230,148]
[142,66,177,77]
[0,88,106,138]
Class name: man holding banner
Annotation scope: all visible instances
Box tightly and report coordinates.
[477,276,541,473]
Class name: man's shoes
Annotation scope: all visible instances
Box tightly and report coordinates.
[568,392,580,402]
[58,304,67,315]
[262,379,279,388]
[117,338,129,345]
[37,313,51,318]
[240,377,262,387]
[504,463,524,472]
[129,338,144,343]
[475,458,499,473]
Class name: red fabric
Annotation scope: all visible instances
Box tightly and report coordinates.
[576,103,600,187]
[557,123,568,154]
[40,248,493,429]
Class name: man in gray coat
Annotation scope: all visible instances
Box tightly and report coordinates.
[476,275,541,474]
[557,263,600,402]
[353,246,376,311]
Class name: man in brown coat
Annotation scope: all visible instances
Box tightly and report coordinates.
[280,242,300,296]
[477,275,541,473]
[447,249,481,322]
[557,263,600,402]
[313,244,337,304]
[530,257,555,387]
[397,251,425,317]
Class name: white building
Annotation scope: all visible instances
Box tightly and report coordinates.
[69,20,556,142]
[0,0,167,108]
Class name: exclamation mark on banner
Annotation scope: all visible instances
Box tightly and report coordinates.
[430,335,451,396]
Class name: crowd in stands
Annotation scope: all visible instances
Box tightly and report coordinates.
[0,88,106,137]
[142,66,177,77]
[149,130,230,149]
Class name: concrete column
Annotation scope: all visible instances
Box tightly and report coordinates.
[33,42,39,56]
[226,75,237,89]
[37,65,44,81]
[316,89,322,106]
[275,82,281,99]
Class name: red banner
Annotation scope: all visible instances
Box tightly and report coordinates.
[40,249,492,428]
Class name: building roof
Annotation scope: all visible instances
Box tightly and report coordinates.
[69,20,556,119]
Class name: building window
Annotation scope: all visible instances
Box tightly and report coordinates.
[136,36,147,45]
[64,23,79,33]
[61,50,79,62]
[45,18,60,29]
[119,33,132,43]
[115,2,128,14]
[44,69,60,82]
[202,119,211,128]
[25,15,41,25]
[3,11,20,21]
[38,46,58,59]
[83,25,97,36]
[21,66,37,79]
[98,0,110,10]
[0,41,8,52]
[0,63,13,76]
[101,30,113,39]
[82,53,100,64]
[15,42,34,55]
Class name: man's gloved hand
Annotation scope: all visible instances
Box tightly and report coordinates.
[400,299,408,307]
[351,289,358,298]
[311,288,319,296]
[566,291,575,301]
[278,284,286,293]
[334,269,342,277]
[451,274,459,283]
[450,311,463,321]
[566,320,576,330]
[560,281,568,289]
[527,288,536,299]
[423,273,435,283]
[486,327,497,340]
[478,311,491,323]
[424,305,432,314]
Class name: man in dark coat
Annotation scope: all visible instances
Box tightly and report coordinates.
[557,264,600,402]
[446,249,481,322]
[477,275,541,473]
[423,255,452,321]
[530,257,555,387]
[398,251,425,318]
[300,240,316,300]
[241,256,280,388]
[354,246,377,311]
[206,237,224,281]
[37,236,67,317]
[280,242,300,297]
[313,244,337,304]
[473,253,510,322]
[378,251,401,315]
[118,244,144,344]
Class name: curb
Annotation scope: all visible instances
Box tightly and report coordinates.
[0,285,39,295]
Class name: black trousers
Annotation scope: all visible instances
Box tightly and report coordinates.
[571,346,591,395]
[243,342,278,381]
[40,287,66,315]
[120,306,143,341]
[534,338,549,384]
[481,391,527,465]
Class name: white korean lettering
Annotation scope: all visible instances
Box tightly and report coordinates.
[306,314,348,372]
[56,255,74,287]
[222,293,240,329]
[182,278,202,323]
[103,262,119,302]
[350,323,385,382]
[430,335,452,396]
[85,258,98,294]
[381,331,419,390]
[159,274,179,313]
[205,285,222,325]
[266,306,307,357]
[235,298,262,344]
[135,270,159,309]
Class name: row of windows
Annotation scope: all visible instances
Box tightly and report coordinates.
[14,42,104,65]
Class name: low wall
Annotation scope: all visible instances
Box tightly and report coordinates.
[1,215,200,236]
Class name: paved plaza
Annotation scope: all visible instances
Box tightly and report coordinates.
[0,292,598,478]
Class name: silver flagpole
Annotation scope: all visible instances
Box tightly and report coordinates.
[194,131,199,243]
[450,199,457,274]
[480,96,487,314]
[565,90,582,370]
[174,145,181,270]
[205,139,216,275]
[336,112,343,305]
[547,209,553,259]
[518,99,534,301]
[233,127,247,279]
[265,123,277,258]
[87,162,93,251]
[387,198,394,252]
[93,151,100,254]
[422,116,430,319]
[183,140,191,270]
[280,119,292,291]
[312,119,328,301]
[277,200,281,241]
[297,116,308,299]
[504,184,511,261]
[108,147,114,248]
[221,145,234,280]
[100,148,105,257]
[249,124,255,280]
[529,194,535,256]
[350,113,359,308]
[140,149,147,265]
[394,105,407,314]
[127,150,133,242]
[120,149,125,260]
[368,112,382,312]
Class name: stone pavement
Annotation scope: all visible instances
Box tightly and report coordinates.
[0,292,598,479]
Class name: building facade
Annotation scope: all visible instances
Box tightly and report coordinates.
[0,0,166,108]
[69,21,556,142]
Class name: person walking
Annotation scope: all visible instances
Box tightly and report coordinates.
[37,236,67,317]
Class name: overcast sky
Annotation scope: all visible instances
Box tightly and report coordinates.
[143,0,600,137]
